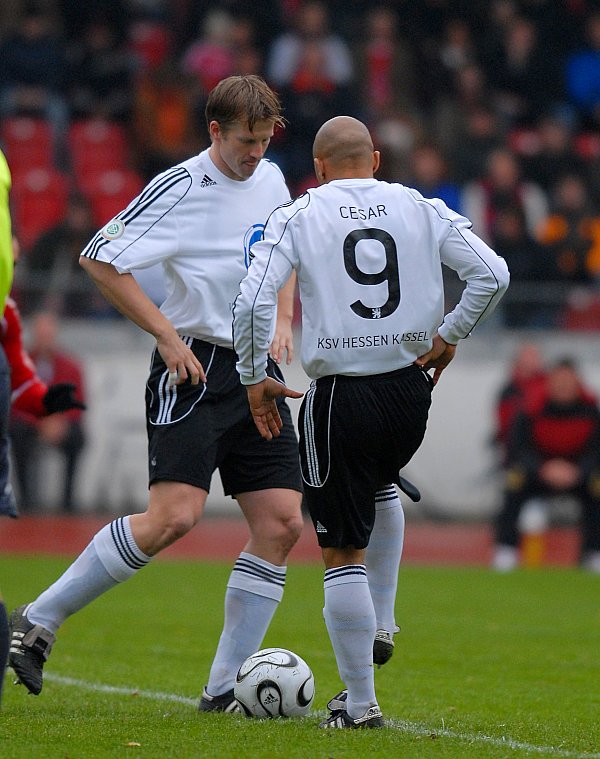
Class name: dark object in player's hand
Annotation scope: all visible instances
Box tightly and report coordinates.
[398,475,421,503]
[43,383,86,414]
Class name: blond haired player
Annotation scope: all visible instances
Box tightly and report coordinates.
[9,77,303,711]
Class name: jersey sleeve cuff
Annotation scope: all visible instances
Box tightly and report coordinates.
[239,371,268,386]
[437,324,460,345]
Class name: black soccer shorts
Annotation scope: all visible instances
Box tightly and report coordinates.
[145,338,303,496]
[299,365,432,549]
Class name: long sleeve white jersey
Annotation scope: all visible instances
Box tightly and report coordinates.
[81,149,290,347]
[234,178,509,383]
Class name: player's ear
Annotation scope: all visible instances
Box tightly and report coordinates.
[209,120,222,142]
[372,150,381,175]
[314,157,326,184]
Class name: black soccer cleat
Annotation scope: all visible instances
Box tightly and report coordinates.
[319,702,384,729]
[326,689,348,711]
[198,686,242,713]
[8,605,55,695]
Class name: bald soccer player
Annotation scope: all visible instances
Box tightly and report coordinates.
[233,116,509,728]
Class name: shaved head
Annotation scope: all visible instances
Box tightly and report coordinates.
[313,116,373,162]
[312,116,379,183]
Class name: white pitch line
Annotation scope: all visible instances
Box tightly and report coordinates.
[46,673,198,707]
[45,673,600,759]
[386,718,600,759]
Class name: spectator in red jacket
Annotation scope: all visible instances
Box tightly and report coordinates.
[495,342,547,459]
[9,308,86,514]
[493,358,600,572]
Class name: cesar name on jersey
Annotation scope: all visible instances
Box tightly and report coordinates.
[339,204,387,220]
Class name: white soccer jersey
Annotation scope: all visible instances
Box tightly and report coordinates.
[81,149,290,347]
[234,178,510,382]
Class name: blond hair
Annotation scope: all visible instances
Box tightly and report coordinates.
[205,75,285,132]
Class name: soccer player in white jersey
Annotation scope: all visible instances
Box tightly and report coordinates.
[233,116,510,728]
[8,76,304,710]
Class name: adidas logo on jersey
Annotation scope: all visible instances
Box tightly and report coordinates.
[200,174,217,187]
[316,521,328,533]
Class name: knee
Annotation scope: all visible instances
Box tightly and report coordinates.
[141,503,199,552]
[160,510,197,543]
[142,482,206,552]
[265,512,304,554]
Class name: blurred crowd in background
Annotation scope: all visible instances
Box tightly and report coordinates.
[3,0,600,326]
[3,0,600,567]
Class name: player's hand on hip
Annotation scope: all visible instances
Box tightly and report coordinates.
[156,332,206,386]
[246,378,303,440]
[414,334,456,386]
[270,320,294,365]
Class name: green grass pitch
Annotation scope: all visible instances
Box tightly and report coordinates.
[1,555,599,758]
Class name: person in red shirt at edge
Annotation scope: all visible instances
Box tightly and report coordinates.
[495,343,547,463]
[493,357,600,572]
[2,298,85,516]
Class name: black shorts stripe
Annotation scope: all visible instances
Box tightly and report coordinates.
[302,383,319,486]
[150,341,215,427]
[302,378,335,488]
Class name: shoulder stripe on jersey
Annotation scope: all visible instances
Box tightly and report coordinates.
[83,167,188,260]
[414,195,473,230]
[121,168,190,225]
[82,167,191,261]
[263,191,308,236]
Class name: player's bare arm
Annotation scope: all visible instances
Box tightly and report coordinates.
[246,377,303,441]
[79,257,205,385]
[270,271,297,365]
[414,333,457,386]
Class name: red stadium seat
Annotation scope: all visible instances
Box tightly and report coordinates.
[83,168,144,226]
[10,167,69,251]
[0,117,54,175]
[68,119,129,181]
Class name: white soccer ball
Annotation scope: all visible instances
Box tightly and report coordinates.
[234,647,315,718]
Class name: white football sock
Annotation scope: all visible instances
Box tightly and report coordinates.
[27,517,151,634]
[366,486,404,633]
[323,565,377,719]
[206,552,286,696]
